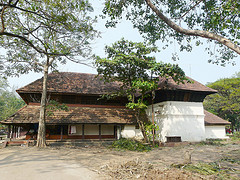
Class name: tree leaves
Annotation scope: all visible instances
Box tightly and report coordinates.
[204,76,240,130]
[0,78,25,121]
[102,0,240,64]
[0,0,99,76]
[95,38,187,108]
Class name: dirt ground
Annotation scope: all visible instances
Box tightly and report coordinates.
[0,140,239,180]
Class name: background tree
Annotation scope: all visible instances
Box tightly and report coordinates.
[0,0,99,147]
[102,0,240,64]
[204,76,240,131]
[0,78,25,125]
[95,38,187,143]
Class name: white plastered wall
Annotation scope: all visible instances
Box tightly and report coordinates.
[121,125,143,139]
[205,125,229,139]
[145,101,206,142]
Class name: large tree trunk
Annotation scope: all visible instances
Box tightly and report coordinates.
[36,60,49,147]
[136,109,149,143]
[151,95,155,146]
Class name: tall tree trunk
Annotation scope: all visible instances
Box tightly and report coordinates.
[36,59,49,147]
[136,109,149,143]
[151,93,155,146]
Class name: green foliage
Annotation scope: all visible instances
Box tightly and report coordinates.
[95,38,187,107]
[204,76,240,131]
[0,79,25,121]
[172,162,233,178]
[231,131,240,141]
[96,38,187,143]
[111,138,152,152]
[102,0,240,64]
[182,162,221,175]
[46,100,69,117]
[0,0,99,76]
[145,122,160,141]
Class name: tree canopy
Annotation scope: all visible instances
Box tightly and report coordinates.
[102,0,240,65]
[0,78,25,123]
[0,0,98,76]
[0,0,99,147]
[204,76,240,131]
[95,38,187,142]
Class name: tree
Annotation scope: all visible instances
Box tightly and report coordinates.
[0,0,99,147]
[102,0,240,64]
[204,77,240,131]
[0,78,25,123]
[95,38,187,143]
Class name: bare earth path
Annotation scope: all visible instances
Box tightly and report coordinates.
[0,140,239,180]
[0,147,104,180]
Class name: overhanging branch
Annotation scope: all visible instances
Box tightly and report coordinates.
[145,0,240,55]
[0,31,70,56]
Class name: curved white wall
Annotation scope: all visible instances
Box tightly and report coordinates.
[146,101,206,142]
[205,125,229,139]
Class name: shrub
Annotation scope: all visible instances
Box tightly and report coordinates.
[231,131,240,141]
[111,138,152,152]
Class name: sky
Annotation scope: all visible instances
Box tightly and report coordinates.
[7,1,240,89]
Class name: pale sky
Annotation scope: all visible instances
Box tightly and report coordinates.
[7,1,240,89]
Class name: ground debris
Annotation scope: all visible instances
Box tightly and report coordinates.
[100,158,213,180]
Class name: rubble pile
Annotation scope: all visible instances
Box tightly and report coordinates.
[100,158,211,180]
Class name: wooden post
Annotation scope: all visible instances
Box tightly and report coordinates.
[99,124,102,139]
[60,125,63,140]
[7,125,10,138]
[82,124,84,139]
[114,125,117,139]
[10,125,12,139]
[13,126,15,139]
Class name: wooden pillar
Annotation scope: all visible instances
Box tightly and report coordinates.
[60,125,63,140]
[114,125,117,139]
[82,124,85,139]
[7,125,10,138]
[99,124,102,139]
[18,126,20,138]
[14,126,17,139]
[10,125,12,139]
[12,125,14,139]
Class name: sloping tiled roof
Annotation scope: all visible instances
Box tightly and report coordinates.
[17,72,217,95]
[17,72,121,95]
[1,105,137,125]
[204,110,231,125]
[158,77,217,93]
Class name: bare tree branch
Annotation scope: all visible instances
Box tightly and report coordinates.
[180,0,203,19]
[0,31,70,56]
[0,1,50,20]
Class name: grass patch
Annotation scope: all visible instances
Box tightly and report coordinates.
[111,138,152,152]
[172,162,235,179]
[182,162,220,175]
[198,139,226,146]
[221,149,240,165]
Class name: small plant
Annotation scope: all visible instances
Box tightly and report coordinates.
[231,131,240,141]
[111,138,152,152]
